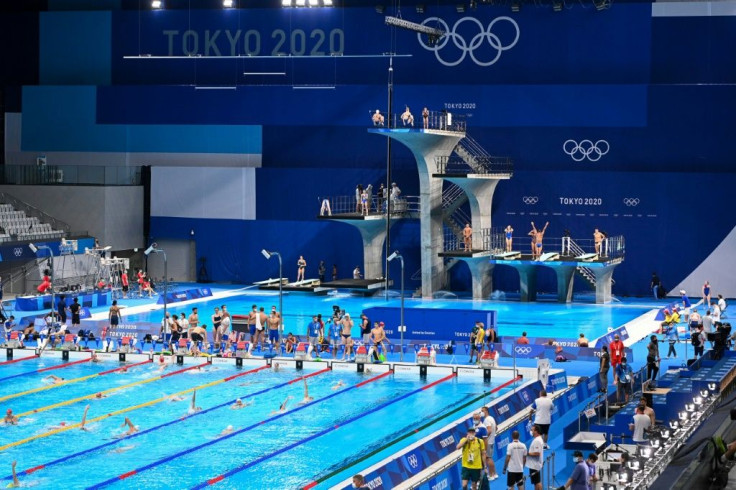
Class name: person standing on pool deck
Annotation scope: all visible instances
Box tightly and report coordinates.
[526,424,545,490]
[70,297,81,329]
[457,426,487,490]
[360,314,371,345]
[341,313,353,350]
[599,345,610,392]
[529,390,553,448]
[108,300,121,333]
[609,334,624,370]
[247,304,257,342]
[189,307,199,329]
[297,256,307,282]
[211,307,222,347]
[57,294,68,326]
[481,406,499,480]
[703,280,712,308]
[528,221,549,259]
[267,309,280,345]
[503,430,527,490]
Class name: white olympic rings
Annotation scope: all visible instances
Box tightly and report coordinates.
[623,198,640,207]
[522,196,538,205]
[515,346,532,355]
[563,139,610,162]
[417,16,520,67]
[407,454,419,468]
[13,248,23,257]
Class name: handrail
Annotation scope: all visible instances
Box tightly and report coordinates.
[1,164,142,186]
[435,154,514,175]
[317,195,420,216]
[443,227,503,253]
[0,192,71,234]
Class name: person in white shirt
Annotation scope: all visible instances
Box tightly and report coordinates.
[703,310,715,347]
[718,295,727,316]
[481,406,499,480]
[526,424,545,490]
[530,390,553,447]
[503,430,527,490]
[630,405,651,443]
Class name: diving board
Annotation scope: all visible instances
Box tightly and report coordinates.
[576,253,599,262]
[493,251,521,260]
[538,252,560,262]
[253,278,288,286]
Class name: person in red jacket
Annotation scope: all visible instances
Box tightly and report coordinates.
[609,334,625,370]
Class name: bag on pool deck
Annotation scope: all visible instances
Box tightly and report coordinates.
[479,472,490,490]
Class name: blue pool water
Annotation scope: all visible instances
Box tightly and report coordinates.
[0,358,514,489]
[118,287,651,341]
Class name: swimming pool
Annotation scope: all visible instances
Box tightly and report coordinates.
[116,288,652,342]
[0,354,516,489]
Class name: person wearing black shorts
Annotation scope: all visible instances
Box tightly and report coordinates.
[57,294,68,326]
[503,430,527,490]
[70,297,81,328]
[526,425,545,490]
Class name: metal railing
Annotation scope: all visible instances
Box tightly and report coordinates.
[0,192,71,235]
[317,195,420,216]
[369,109,466,133]
[1,165,142,186]
[442,227,504,253]
[435,154,514,175]
[561,236,625,260]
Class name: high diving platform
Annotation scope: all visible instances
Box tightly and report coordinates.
[488,237,625,304]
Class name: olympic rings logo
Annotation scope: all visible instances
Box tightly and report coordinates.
[407,454,419,468]
[13,248,23,257]
[515,346,532,355]
[417,17,520,67]
[623,198,640,207]
[563,139,610,162]
[522,196,538,205]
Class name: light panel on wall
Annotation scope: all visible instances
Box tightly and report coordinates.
[223,0,235,7]
[151,0,163,9]
[282,0,292,5]
[308,0,318,5]
[296,0,306,6]
[324,0,333,5]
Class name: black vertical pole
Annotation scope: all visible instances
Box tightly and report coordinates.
[384,57,393,299]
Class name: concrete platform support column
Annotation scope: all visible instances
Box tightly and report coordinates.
[445,177,503,249]
[352,219,389,280]
[457,258,494,300]
[516,264,538,302]
[593,264,617,304]
[554,265,577,303]
[369,130,463,298]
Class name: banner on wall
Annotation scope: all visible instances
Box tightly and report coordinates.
[361,307,496,343]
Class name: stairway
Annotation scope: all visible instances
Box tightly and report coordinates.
[566,238,615,288]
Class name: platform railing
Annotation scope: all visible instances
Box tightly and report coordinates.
[369,109,466,133]
[442,227,503,253]
[561,236,625,260]
[317,195,420,216]
[435,154,514,175]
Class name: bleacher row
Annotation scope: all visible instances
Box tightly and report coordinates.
[0,204,65,242]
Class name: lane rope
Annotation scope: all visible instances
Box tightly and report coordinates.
[0,357,91,385]
[0,355,38,367]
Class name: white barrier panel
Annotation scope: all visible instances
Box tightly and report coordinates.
[392,364,420,375]
[456,367,485,378]
[362,364,391,374]
[331,362,356,372]
[426,366,454,376]
[37,350,64,360]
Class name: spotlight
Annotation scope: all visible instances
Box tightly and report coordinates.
[685,403,695,412]
[261,249,273,260]
[709,382,717,391]
[308,0,318,5]
[324,0,333,5]
[416,4,424,13]
[223,0,234,7]
[144,243,158,256]
[693,395,704,406]
[511,0,520,12]
[282,0,292,5]
[28,243,38,253]
[678,411,689,422]
[669,419,680,429]
[456,4,465,12]
[296,0,306,5]
[700,389,710,398]
[151,0,162,8]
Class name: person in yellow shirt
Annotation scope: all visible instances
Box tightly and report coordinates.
[457,427,487,490]
[475,324,486,364]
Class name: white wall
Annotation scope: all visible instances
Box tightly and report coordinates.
[151,166,256,220]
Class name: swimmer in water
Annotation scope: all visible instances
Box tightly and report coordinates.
[217,425,235,437]
[116,417,138,438]
[42,375,64,384]
[80,405,91,431]
[188,390,202,415]
[7,461,19,488]
[94,392,107,400]
[272,363,281,373]
[331,380,346,391]
[91,352,101,363]
[3,409,18,425]
[109,445,136,454]
[230,398,253,410]
[299,378,314,405]
[272,396,293,414]
[167,393,186,402]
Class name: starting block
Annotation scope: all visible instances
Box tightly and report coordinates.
[416,346,431,366]
[538,252,560,262]
[235,341,251,358]
[575,253,599,262]
[175,338,189,355]
[355,345,370,364]
[4,332,22,349]
[60,334,78,351]
[479,349,497,368]
[493,251,521,260]
[294,342,311,361]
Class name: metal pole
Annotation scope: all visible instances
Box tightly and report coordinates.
[162,251,168,328]
[277,252,283,337]
[399,254,404,361]
[384,56,393,300]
